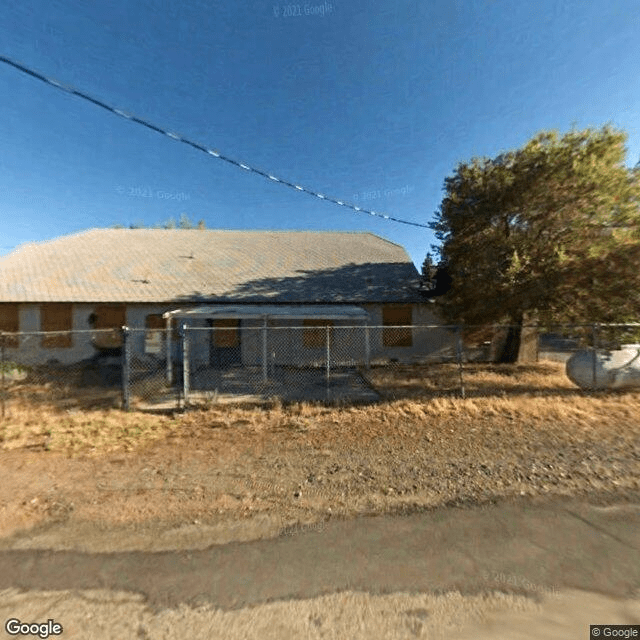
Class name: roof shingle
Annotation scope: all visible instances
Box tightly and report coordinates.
[0,229,423,303]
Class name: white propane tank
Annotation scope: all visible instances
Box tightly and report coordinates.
[566,344,640,390]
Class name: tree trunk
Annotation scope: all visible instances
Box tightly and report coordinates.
[517,312,539,363]
[495,313,523,363]
[496,325,521,363]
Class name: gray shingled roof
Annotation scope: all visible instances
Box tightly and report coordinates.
[0,229,423,303]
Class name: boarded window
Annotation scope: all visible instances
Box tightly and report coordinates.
[92,304,126,329]
[0,303,19,347]
[212,319,240,347]
[145,314,165,354]
[146,314,165,330]
[90,304,126,349]
[41,303,73,348]
[303,319,334,348]
[382,305,413,347]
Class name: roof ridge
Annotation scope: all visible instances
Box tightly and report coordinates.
[361,231,411,251]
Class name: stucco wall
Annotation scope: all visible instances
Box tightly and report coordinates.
[4,303,178,366]
[6,304,98,366]
[4,302,455,367]
[182,304,455,368]
[180,317,369,369]
[361,303,456,363]
[246,318,368,367]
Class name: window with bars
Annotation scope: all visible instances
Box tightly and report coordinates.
[41,303,73,348]
[382,305,413,347]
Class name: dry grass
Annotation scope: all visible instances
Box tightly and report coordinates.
[1,360,638,545]
[1,361,638,457]
[0,401,171,455]
[364,361,579,399]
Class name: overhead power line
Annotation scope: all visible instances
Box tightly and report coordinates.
[0,55,430,229]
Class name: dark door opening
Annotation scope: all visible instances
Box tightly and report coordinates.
[208,318,241,368]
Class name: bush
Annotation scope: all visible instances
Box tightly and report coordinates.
[0,362,30,381]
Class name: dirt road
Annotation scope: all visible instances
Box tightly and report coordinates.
[1,494,640,639]
[2,365,639,637]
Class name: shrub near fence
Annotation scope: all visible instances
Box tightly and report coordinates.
[0,329,128,418]
[1,322,639,417]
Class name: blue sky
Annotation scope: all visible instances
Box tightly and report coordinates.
[1,0,639,270]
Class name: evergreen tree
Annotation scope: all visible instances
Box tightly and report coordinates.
[430,125,640,361]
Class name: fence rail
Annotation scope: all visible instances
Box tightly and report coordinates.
[1,322,639,417]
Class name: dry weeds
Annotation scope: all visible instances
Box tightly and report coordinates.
[1,361,637,455]
[1,361,639,543]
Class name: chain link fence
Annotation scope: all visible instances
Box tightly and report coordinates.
[1,322,639,417]
[0,329,125,418]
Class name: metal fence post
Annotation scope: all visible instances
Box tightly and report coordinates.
[262,317,268,383]
[456,325,465,399]
[166,318,173,385]
[326,324,330,401]
[182,323,190,408]
[1,332,5,420]
[121,326,131,411]
[592,323,598,389]
[364,324,370,369]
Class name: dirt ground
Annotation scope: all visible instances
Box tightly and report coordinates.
[1,361,640,638]
[1,361,639,551]
[3,586,640,640]
[2,498,640,639]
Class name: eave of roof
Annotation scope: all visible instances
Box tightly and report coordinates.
[164,304,370,320]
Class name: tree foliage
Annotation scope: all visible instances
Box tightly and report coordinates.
[430,125,640,359]
[112,214,206,230]
[420,252,451,297]
[420,252,438,290]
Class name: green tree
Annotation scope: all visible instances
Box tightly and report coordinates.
[420,253,452,296]
[177,213,206,229]
[178,213,192,229]
[420,252,438,290]
[430,125,640,362]
[112,215,206,229]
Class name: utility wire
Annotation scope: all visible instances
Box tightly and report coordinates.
[0,54,431,229]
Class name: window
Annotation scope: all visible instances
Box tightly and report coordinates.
[303,318,333,348]
[212,319,240,347]
[145,314,165,354]
[146,314,165,330]
[382,305,413,347]
[90,304,126,349]
[0,303,19,347]
[41,303,73,348]
[92,304,126,329]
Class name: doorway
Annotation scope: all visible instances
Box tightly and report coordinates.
[208,318,241,368]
